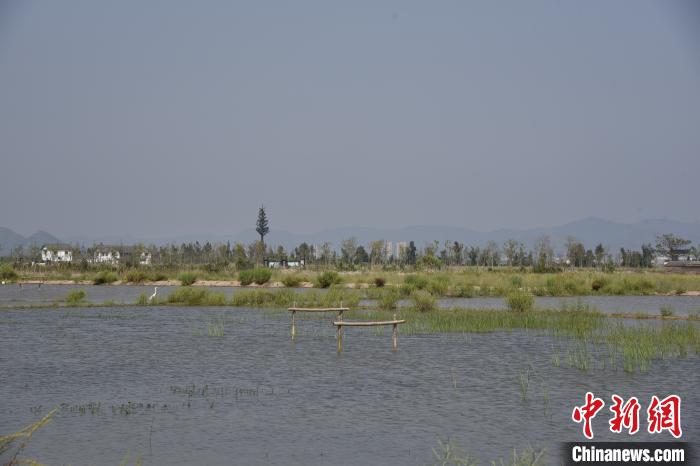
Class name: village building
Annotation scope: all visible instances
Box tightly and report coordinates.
[41,244,75,263]
[92,245,152,265]
[264,258,305,268]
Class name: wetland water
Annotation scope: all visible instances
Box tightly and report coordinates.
[2,284,700,316]
[0,306,698,465]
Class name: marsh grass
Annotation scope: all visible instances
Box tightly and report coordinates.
[378,290,400,311]
[65,289,86,306]
[238,268,272,286]
[430,439,478,466]
[410,291,436,312]
[178,272,198,286]
[0,407,57,464]
[166,287,226,306]
[206,317,225,337]
[518,367,531,401]
[605,322,699,373]
[346,306,698,373]
[281,273,306,287]
[119,450,143,466]
[93,271,117,285]
[315,271,341,288]
[0,263,18,281]
[506,290,534,312]
[231,288,360,308]
[136,293,149,305]
[430,439,545,466]
[11,266,700,298]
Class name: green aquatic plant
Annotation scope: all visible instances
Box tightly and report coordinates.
[0,263,18,281]
[378,290,400,311]
[93,271,117,285]
[491,447,546,466]
[206,318,225,337]
[167,287,226,306]
[506,290,534,312]
[315,271,341,288]
[65,289,86,306]
[410,290,436,312]
[430,439,478,466]
[135,293,149,306]
[0,407,57,465]
[178,272,198,286]
[238,268,272,286]
[281,274,306,287]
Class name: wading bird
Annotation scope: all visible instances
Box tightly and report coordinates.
[148,286,158,303]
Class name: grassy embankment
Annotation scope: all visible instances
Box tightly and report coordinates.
[6,264,700,297]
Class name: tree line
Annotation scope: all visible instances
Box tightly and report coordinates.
[3,233,694,271]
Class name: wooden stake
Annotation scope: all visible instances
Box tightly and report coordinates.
[337,323,343,352]
[291,310,296,340]
[337,308,344,344]
[392,313,398,350]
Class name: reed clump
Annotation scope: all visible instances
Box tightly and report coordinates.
[231,288,360,308]
[506,290,534,312]
[410,290,437,312]
[378,290,400,311]
[605,322,699,373]
[238,268,272,286]
[166,287,226,306]
[93,271,117,285]
[65,289,87,306]
[315,271,341,288]
[0,263,18,281]
[0,407,57,465]
[178,272,198,286]
[281,273,306,287]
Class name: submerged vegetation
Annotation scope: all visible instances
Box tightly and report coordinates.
[65,289,87,306]
[166,287,226,306]
[0,408,57,465]
[430,439,546,466]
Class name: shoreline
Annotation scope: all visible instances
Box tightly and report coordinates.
[7,279,700,297]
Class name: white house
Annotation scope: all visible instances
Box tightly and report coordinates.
[41,244,74,263]
[265,259,305,268]
[93,246,121,264]
[93,245,152,265]
[383,241,394,260]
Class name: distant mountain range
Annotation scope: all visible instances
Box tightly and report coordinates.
[2,218,700,255]
[0,227,61,254]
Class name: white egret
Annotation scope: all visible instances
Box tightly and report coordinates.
[148,286,158,303]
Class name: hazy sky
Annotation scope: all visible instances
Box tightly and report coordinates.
[1,1,699,238]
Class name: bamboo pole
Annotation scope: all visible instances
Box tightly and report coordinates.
[331,320,406,327]
[337,321,343,352]
[338,300,344,345]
